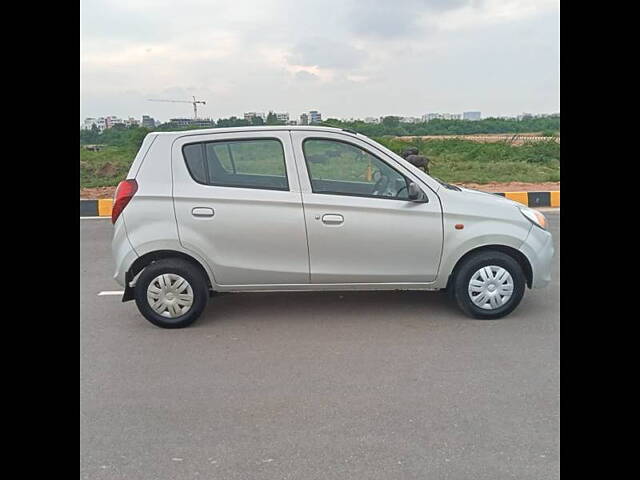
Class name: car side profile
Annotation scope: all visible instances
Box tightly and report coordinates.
[111,126,553,328]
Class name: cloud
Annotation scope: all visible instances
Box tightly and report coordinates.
[80,0,559,121]
[346,0,471,38]
[287,38,367,70]
[295,71,320,82]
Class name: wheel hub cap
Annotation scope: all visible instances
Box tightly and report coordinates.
[467,266,514,310]
[147,273,194,318]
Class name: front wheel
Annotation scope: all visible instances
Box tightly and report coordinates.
[134,258,209,328]
[451,251,526,319]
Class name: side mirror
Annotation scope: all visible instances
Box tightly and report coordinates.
[407,182,426,202]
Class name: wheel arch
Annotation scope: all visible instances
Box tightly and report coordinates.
[445,244,533,291]
[123,250,213,301]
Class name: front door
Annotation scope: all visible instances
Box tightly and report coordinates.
[291,131,443,284]
[172,130,309,286]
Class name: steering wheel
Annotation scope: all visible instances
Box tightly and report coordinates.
[395,184,408,198]
[372,173,389,196]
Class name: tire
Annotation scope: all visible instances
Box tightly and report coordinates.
[451,251,525,319]
[134,258,209,328]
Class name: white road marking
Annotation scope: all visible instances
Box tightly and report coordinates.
[98,291,124,296]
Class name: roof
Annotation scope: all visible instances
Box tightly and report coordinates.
[151,125,359,138]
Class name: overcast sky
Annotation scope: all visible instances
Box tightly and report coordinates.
[80,0,559,122]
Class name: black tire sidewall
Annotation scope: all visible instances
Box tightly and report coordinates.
[134,259,208,328]
[453,251,525,319]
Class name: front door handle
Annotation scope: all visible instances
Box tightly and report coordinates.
[321,214,344,225]
[192,207,215,218]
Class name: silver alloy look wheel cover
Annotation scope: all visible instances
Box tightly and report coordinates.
[468,265,514,310]
[147,274,194,318]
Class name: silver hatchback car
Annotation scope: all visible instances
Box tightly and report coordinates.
[112,126,553,328]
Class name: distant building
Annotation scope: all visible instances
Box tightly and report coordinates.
[463,111,481,121]
[421,113,463,122]
[123,117,139,127]
[82,118,100,130]
[299,113,309,125]
[104,116,125,128]
[517,113,535,120]
[82,116,122,131]
[168,118,215,128]
[309,110,322,124]
[141,115,156,128]
[275,112,289,123]
[244,112,266,122]
[421,113,441,122]
[364,117,380,124]
[401,116,421,124]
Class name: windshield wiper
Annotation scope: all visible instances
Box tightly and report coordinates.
[433,176,461,191]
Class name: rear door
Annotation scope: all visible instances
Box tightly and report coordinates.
[172,130,309,286]
[291,130,443,284]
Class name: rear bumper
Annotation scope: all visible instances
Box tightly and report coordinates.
[520,225,554,289]
[112,216,138,287]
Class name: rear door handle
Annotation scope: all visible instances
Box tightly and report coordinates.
[321,214,344,225]
[191,207,215,218]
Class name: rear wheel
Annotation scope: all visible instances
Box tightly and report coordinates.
[451,251,525,319]
[134,258,209,328]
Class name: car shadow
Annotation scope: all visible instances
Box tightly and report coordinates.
[194,289,461,328]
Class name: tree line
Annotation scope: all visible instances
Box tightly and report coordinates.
[322,115,559,136]
[80,115,560,148]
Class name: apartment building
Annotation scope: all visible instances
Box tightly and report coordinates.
[309,110,322,124]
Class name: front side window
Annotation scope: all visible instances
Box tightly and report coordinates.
[183,138,288,190]
[302,139,411,200]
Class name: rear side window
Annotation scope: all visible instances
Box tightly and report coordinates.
[182,138,288,191]
[183,143,207,183]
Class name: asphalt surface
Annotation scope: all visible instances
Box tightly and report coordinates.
[80,212,560,480]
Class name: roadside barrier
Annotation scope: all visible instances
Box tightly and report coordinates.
[80,191,559,217]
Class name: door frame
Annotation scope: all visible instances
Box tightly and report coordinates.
[171,129,310,287]
[288,130,445,286]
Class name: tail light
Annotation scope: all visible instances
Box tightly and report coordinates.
[112,179,138,224]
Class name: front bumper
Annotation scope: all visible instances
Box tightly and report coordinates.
[519,225,554,289]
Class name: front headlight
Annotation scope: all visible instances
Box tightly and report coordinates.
[519,206,547,230]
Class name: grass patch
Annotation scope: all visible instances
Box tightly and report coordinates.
[80,146,138,188]
[374,137,560,184]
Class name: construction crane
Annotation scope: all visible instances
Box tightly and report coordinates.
[147,96,206,119]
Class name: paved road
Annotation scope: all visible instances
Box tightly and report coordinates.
[81,213,559,480]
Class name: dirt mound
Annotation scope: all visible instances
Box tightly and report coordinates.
[80,186,117,199]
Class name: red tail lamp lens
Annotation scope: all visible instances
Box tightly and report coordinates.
[111,179,138,224]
